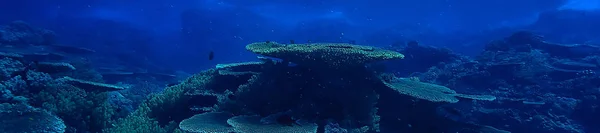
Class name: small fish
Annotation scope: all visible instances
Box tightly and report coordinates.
[349,40,356,44]
[290,40,295,44]
[208,51,214,60]
[265,40,271,43]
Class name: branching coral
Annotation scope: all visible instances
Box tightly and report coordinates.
[16,70,120,132]
[0,57,24,81]
[0,84,15,102]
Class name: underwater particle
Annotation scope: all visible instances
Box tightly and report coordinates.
[208,51,214,60]
[179,112,235,133]
[227,115,318,133]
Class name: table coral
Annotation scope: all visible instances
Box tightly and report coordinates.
[246,42,404,68]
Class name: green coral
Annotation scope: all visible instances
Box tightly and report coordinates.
[30,78,116,132]
[246,42,404,67]
[107,70,220,132]
[380,75,496,103]
[1,68,118,132]
[106,108,178,133]
[0,57,24,80]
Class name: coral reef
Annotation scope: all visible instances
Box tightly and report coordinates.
[2,20,599,133]
[110,42,496,133]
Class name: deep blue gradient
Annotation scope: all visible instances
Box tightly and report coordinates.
[2,0,598,72]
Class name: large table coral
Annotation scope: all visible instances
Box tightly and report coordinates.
[246,42,405,68]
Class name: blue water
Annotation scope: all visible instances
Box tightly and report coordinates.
[1,0,600,133]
